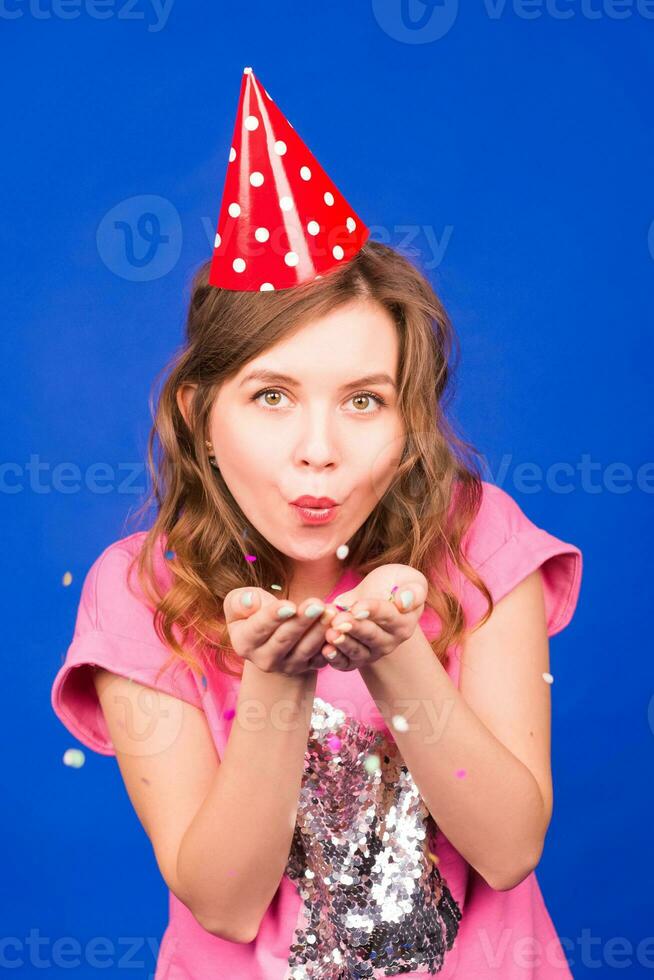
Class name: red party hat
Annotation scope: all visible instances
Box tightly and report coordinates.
[208,67,370,292]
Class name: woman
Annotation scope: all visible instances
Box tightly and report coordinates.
[51,66,583,979]
[51,239,582,979]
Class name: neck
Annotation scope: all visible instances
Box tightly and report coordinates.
[287,557,347,606]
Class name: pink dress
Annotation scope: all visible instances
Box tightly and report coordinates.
[50,481,583,979]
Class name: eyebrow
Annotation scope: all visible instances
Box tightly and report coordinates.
[238,369,397,391]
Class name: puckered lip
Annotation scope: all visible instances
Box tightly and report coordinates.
[290,495,339,508]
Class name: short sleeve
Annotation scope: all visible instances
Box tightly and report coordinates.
[460,482,583,637]
[50,536,204,756]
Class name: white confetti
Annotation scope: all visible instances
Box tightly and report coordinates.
[63,748,85,768]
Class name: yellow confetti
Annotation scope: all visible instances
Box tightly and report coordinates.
[62,571,73,587]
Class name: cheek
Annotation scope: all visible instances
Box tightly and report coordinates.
[211,420,283,491]
[362,425,405,491]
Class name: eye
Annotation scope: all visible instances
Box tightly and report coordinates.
[250,388,387,414]
[251,388,290,409]
[349,391,386,413]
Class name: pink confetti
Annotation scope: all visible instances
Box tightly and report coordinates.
[455,769,467,779]
[245,554,257,562]
[223,708,236,720]
[327,736,341,752]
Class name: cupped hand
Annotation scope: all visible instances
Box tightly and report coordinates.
[223,586,342,676]
[319,564,429,672]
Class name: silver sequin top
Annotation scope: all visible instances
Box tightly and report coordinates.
[285,697,462,978]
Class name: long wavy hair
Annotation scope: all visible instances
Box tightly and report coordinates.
[124,240,493,685]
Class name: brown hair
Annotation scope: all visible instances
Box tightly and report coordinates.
[124,240,493,684]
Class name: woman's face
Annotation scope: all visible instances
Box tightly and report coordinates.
[180,297,405,577]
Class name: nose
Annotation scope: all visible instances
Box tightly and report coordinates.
[292,405,340,469]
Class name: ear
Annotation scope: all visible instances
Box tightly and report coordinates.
[176,383,198,430]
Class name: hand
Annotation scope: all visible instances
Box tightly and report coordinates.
[320,564,428,672]
[223,587,342,676]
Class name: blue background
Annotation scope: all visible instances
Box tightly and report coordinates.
[3,1,652,976]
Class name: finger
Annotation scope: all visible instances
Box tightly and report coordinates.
[326,647,358,672]
[391,583,426,614]
[306,650,329,671]
[342,597,405,632]
[256,597,332,667]
[325,631,370,668]
[321,643,355,671]
[280,601,336,673]
[223,587,265,624]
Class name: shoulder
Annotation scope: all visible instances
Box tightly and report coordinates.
[51,529,202,756]
[461,480,535,567]
[76,530,170,634]
[457,481,584,638]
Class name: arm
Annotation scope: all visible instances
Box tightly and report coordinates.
[93,661,317,943]
[358,569,553,892]
[176,660,317,940]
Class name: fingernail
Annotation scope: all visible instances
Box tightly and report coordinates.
[304,603,325,619]
[323,650,338,660]
[333,634,348,646]
[353,609,370,620]
[277,605,296,619]
[333,621,353,633]
[320,609,334,625]
[241,591,254,608]
[400,589,414,610]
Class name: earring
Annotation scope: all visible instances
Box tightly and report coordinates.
[205,439,219,470]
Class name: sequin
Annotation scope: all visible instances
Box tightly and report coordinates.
[285,697,462,977]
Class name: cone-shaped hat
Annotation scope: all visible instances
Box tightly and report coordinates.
[208,67,369,291]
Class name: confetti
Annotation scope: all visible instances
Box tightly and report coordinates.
[391,714,409,733]
[327,735,341,752]
[455,769,467,779]
[164,550,175,560]
[335,544,349,560]
[244,554,257,562]
[63,748,85,769]
[201,674,208,689]
[62,571,73,587]
[427,851,440,865]
[542,671,554,684]
[364,753,381,773]
[223,708,236,720]
[271,584,283,591]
